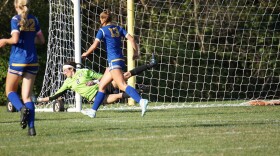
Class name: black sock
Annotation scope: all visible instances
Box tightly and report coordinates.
[130,64,149,76]
[122,92,131,98]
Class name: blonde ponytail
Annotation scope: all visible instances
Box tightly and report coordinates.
[14,0,29,27]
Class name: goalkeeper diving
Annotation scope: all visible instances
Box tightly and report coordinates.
[37,58,157,115]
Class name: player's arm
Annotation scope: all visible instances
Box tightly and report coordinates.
[37,97,49,102]
[0,17,21,48]
[0,32,19,48]
[86,79,100,86]
[82,39,100,58]
[85,69,103,86]
[34,30,45,45]
[126,34,139,60]
[37,79,71,102]
[37,90,68,103]
[82,28,103,59]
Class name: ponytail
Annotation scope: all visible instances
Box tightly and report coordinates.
[14,0,29,28]
[20,5,29,27]
[100,9,113,27]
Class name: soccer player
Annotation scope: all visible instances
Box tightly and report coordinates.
[0,0,45,136]
[37,60,157,108]
[82,10,149,118]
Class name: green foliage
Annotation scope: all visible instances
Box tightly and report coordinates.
[135,0,280,102]
[0,56,8,103]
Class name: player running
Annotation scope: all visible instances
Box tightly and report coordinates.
[82,10,149,118]
[0,0,45,136]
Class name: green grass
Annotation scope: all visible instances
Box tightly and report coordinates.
[0,105,279,156]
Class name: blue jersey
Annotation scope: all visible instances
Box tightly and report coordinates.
[95,25,128,62]
[9,14,41,65]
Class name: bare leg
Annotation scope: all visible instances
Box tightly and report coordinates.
[104,93,123,104]
[110,69,128,91]
[98,68,113,92]
[21,73,36,103]
[22,72,37,130]
[5,72,21,96]
[6,72,23,111]
[91,68,113,113]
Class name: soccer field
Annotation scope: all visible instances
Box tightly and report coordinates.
[0,105,279,156]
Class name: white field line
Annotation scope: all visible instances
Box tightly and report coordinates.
[35,103,250,112]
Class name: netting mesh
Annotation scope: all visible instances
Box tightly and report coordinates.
[40,0,280,110]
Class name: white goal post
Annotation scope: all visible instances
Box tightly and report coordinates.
[39,0,280,111]
[72,0,82,111]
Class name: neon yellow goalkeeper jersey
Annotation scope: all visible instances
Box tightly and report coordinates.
[53,69,103,101]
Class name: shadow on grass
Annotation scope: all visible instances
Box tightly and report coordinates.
[146,120,272,129]
[0,120,20,124]
[190,121,270,127]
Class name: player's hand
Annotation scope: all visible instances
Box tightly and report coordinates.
[86,80,100,86]
[86,80,95,86]
[133,52,139,60]
[37,97,50,103]
[0,39,7,48]
[123,72,132,79]
[81,52,89,59]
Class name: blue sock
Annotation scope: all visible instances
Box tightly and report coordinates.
[7,92,23,111]
[92,91,106,111]
[25,102,35,128]
[125,85,141,103]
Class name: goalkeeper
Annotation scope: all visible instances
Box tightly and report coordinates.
[37,60,157,105]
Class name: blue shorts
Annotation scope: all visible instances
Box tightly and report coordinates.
[8,63,39,76]
[108,59,125,71]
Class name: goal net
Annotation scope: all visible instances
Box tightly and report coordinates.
[39,0,280,111]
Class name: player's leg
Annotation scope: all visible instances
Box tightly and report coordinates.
[104,93,123,104]
[111,68,148,116]
[124,54,158,80]
[6,71,23,111]
[98,68,113,92]
[110,69,128,91]
[94,68,113,108]
[126,63,156,79]
[21,66,38,136]
[21,72,37,136]
[21,73,36,103]
[86,68,113,118]
[112,54,158,87]
[6,67,32,129]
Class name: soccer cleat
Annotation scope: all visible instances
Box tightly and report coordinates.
[28,127,36,136]
[31,95,38,103]
[139,99,149,117]
[20,105,29,129]
[137,84,150,93]
[148,53,158,68]
[82,109,97,118]
[81,110,88,116]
